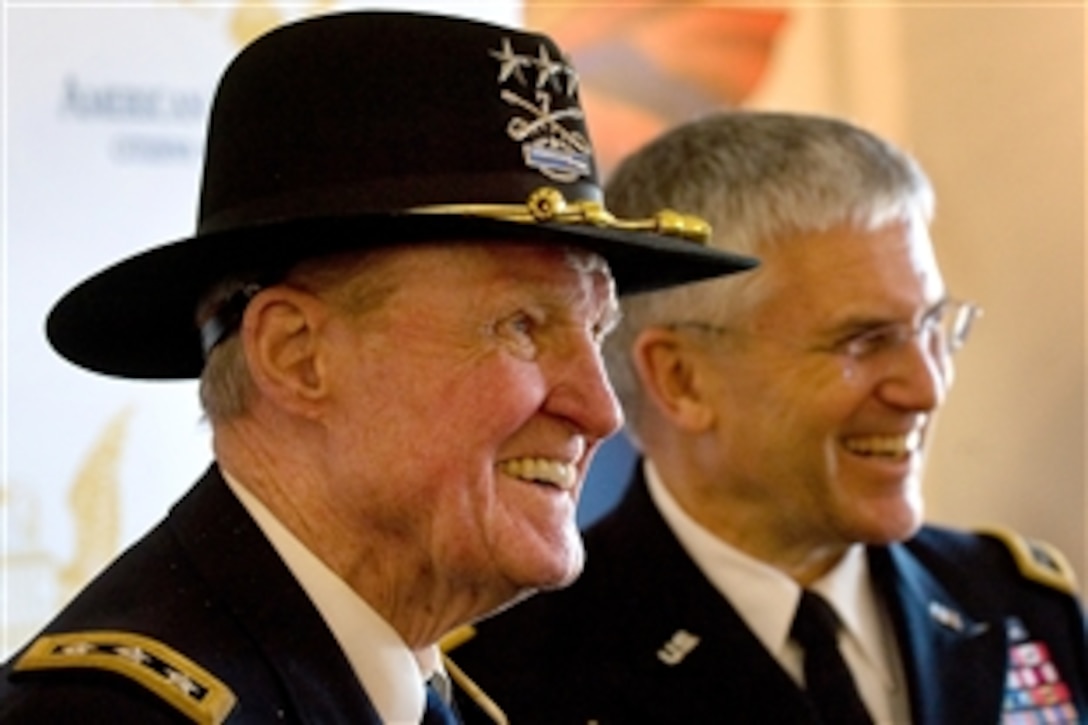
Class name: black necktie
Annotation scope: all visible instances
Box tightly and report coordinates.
[790,590,874,725]
[422,680,460,725]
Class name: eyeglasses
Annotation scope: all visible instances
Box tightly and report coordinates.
[823,298,981,362]
[670,298,982,365]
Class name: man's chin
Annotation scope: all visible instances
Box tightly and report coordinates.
[860,506,924,545]
[511,537,586,593]
[475,551,585,622]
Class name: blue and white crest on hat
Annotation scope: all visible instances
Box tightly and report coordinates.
[491,37,592,183]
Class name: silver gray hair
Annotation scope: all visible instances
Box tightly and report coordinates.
[197,249,399,422]
[603,111,935,442]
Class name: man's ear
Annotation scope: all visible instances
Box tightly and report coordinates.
[239,286,330,417]
[630,327,716,433]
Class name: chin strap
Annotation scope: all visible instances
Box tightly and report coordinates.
[413,186,712,244]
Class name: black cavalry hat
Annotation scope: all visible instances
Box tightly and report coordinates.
[46,11,757,380]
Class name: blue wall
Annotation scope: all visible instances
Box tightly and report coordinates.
[577,433,638,528]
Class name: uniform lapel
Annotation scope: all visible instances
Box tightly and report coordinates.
[869,543,1006,725]
[588,468,818,723]
[169,466,383,723]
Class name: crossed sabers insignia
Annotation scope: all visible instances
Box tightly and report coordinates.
[500,89,589,153]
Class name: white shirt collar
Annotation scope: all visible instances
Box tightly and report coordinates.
[809,546,898,690]
[645,461,797,655]
[644,460,898,689]
[223,470,438,725]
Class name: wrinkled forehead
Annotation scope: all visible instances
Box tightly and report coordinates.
[307,240,618,313]
[749,218,943,317]
[290,239,608,279]
[468,242,619,326]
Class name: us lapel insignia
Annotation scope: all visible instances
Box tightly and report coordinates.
[657,629,700,666]
[928,600,990,637]
[1001,616,1080,723]
[928,601,965,631]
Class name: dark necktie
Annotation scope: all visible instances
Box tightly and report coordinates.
[422,679,460,725]
[790,590,875,725]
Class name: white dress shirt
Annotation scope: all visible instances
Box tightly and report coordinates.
[645,461,911,724]
[225,471,439,725]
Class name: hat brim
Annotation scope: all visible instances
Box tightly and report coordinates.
[46,214,756,380]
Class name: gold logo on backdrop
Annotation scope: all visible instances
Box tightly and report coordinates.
[59,408,130,593]
[175,0,340,47]
[2,409,129,653]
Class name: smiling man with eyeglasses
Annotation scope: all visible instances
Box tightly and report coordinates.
[451,111,1086,725]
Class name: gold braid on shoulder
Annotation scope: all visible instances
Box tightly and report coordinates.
[14,630,236,724]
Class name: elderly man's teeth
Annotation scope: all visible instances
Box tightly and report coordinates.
[844,431,921,457]
[499,458,577,491]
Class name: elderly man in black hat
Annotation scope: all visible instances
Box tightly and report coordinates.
[0,11,754,725]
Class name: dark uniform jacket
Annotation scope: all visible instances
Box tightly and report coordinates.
[0,465,480,723]
[452,465,1088,724]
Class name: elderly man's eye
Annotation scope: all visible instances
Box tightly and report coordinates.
[496,311,540,359]
[506,313,535,336]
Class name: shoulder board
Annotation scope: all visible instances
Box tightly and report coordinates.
[438,625,508,725]
[977,525,1079,596]
[14,630,236,724]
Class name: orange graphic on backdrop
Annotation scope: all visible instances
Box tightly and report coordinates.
[524,2,790,178]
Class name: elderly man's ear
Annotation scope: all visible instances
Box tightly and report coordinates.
[240,287,333,416]
[631,328,717,433]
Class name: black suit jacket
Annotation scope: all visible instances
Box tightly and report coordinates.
[0,465,462,723]
[453,466,1088,724]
